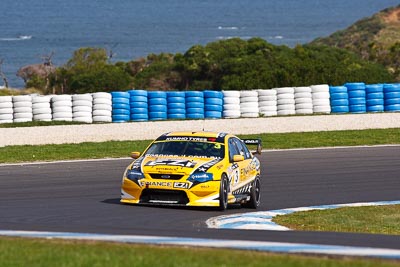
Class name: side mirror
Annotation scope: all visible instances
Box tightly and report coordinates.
[130,152,141,159]
[233,155,245,162]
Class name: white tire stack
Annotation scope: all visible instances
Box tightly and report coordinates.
[0,96,13,123]
[294,87,313,115]
[240,90,259,118]
[92,92,112,123]
[51,95,73,121]
[13,95,33,123]
[222,91,241,118]
[258,89,277,116]
[276,87,295,115]
[311,84,331,113]
[72,94,93,123]
[32,95,52,121]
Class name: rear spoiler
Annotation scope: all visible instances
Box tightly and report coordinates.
[242,139,262,155]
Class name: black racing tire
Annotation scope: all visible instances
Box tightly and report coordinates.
[219,174,229,211]
[246,176,261,209]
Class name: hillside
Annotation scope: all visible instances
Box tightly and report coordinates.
[311,5,400,80]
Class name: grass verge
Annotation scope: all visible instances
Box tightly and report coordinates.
[1,237,399,267]
[273,205,400,235]
[1,128,400,163]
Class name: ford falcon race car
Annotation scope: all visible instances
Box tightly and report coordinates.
[120,131,262,210]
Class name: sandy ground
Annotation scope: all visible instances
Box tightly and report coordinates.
[1,113,400,147]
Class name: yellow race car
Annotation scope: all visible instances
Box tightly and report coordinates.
[121,131,262,210]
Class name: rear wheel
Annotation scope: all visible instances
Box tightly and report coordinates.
[219,174,229,211]
[246,176,261,209]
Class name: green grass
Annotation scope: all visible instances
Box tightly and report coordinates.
[273,205,400,235]
[1,128,400,163]
[1,237,399,267]
[240,128,400,149]
[0,140,152,163]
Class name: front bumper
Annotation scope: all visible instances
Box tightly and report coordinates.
[121,177,222,207]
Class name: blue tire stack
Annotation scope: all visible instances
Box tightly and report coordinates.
[204,90,223,119]
[167,91,186,119]
[383,84,400,112]
[129,90,148,121]
[148,91,167,120]
[345,83,366,113]
[366,84,384,113]
[185,91,204,119]
[111,91,130,122]
[329,86,349,113]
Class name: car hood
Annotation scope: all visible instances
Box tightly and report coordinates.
[140,155,223,175]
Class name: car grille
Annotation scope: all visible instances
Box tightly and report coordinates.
[149,173,184,180]
[140,189,189,205]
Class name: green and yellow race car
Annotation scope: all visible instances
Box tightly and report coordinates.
[121,131,261,210]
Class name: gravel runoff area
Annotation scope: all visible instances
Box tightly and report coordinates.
[1,113,400,147]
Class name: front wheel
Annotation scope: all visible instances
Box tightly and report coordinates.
[245,176,261,209]
[219,174,229,211]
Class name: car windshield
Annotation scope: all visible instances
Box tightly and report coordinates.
[145,141,225,158]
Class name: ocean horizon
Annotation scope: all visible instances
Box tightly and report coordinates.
[1,0,399,88]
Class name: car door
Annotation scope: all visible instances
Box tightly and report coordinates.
[232,138,254,183]
[227,137,252,189]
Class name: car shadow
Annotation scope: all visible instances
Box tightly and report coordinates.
[101,198,242,212]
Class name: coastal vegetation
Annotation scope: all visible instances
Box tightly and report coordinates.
[26,38,393,94]
[312,5,400,80]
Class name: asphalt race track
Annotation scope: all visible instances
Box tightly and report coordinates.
[0,146,399,249]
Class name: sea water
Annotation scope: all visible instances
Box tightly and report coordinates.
[0,0,399,88]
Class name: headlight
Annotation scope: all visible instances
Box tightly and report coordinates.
[126,169,144,181]
[188,172,213,183]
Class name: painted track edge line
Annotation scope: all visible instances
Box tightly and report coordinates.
[0,230,400,259]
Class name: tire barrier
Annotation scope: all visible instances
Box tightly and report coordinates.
[0,96,13,123]
[148,91,167,121]
[51,95,73,121]
[12,95,33,123]
[329,86,349,113]
[240,90,259,118]
[129,90,148,121]
[294,87,313,115]
[345,82,366,114]
[366,84,384,113]
[92,92,112,123]
[186,91,204,119]
[204,90,223,119]
[72,94,93,123]
[258,89,277,117]
[312,84,331,114]
[4,82,400,125]
[167,91,186,120]
[32,95,52,121]
[111,91,130,122]
[222,90,240,118]
[276,87,295,116]
[383,84,400,112]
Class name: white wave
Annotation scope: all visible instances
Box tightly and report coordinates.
[216,36,238,40]
[0,35,32,41]
[216,36,252,40]
[218,26,239,30]
[274,35,283,39]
